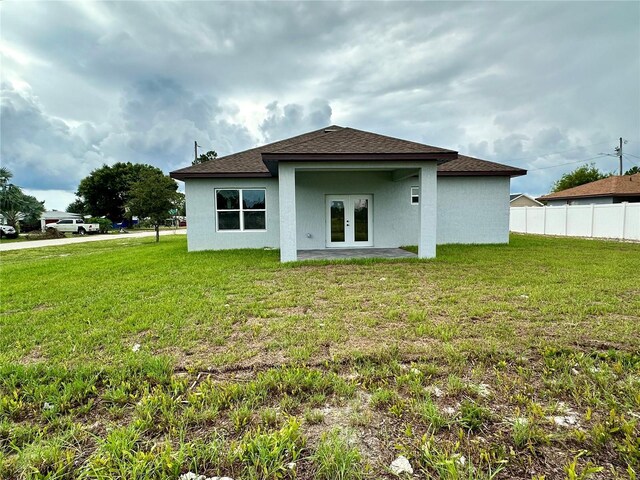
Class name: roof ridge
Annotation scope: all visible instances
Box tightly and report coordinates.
[266,125,345,154]
[343,127,457,153]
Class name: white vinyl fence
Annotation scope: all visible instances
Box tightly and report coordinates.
[510,203,640,241]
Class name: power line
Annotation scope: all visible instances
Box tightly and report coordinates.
[509,141,612,163]
[527,154,610,172]
[623,152,640,160]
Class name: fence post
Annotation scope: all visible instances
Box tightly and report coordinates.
[621,202,627,240]
[524,207,528,233]
[590,204,595,237]
[564,204,569,236]
[542,207,547,234]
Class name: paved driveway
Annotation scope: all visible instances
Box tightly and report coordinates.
[0,229,187,252]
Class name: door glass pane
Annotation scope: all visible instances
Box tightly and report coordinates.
[330,201,345,242]
[353,198,369,242]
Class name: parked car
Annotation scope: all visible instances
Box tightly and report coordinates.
[48,219,100,235]
[0,225,17,239]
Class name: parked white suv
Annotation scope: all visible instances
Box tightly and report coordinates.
[49,219,100,235]
[0,225,17,239]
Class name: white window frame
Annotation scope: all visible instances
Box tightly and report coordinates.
[215,188,267,232]
[410,186,420,205]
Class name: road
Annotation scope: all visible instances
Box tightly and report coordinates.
[0,229,187,252]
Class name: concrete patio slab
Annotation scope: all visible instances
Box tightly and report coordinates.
[297,248,417,260]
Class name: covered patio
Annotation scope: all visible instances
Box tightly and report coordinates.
[297,247,417,261]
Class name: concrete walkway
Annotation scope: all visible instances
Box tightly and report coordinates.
[0,229,187,252]
[297,248,417,260]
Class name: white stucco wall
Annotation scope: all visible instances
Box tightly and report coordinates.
[185,178,280,251]
[437,176,511,244]
[294,171,420,249]
[183,174,511,251]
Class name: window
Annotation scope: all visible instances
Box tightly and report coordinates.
[410,186,419,205]
[216,189,266,231]
[76,220,84,224]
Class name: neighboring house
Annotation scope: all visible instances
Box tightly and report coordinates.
[40,210,82,231]
[510,193,543,208]
[537,173,640,206]
[170,126,526,262]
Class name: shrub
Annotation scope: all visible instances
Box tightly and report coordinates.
[88,217,112,233]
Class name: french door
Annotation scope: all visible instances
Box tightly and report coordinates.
[326,195,373,247]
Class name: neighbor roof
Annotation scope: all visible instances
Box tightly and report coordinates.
[171,126,526,179]
[509,193,544,205]
[537,173,640,201]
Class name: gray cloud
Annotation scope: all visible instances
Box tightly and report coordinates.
[260,99,332,143]
[0,82,105,190]
[1,0,639,209]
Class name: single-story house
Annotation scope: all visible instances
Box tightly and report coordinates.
[537,173,640,206]
[510,193,543,208]
[170,126,526,262]
[40,210,82,231]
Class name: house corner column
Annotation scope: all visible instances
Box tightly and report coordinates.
[418,164,437,259]
[278,164,297,262]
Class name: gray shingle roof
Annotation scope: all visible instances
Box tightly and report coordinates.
[170,126,526,179]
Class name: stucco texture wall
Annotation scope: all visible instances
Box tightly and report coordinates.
[185,178,280,251]
[437,176,510,244]
[183,174,510,251]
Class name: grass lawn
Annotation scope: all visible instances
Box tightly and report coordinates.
[0,234,638,479]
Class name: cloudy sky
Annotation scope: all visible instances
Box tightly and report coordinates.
[1,1,639,210]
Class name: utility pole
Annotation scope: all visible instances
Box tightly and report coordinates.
[601,138,627,175]
[618,137,623,176]
[613,137,628,175]
[194,141,198,163]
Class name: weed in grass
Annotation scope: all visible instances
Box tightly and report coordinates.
[418,435,505,480]
[564,451,604,480]
[413,397,448,430]
[348,407,373,428]
[279,395,300,415]
[446,374,466,396]
[230,404,254,432]
[458,399,490,432]
[308,393,327,407]
[234,418,305,480]
[304,408,325,425]
[512,417,548,450]
[312,428,364,480]
[370,388,399,410]
[260,408,278,428]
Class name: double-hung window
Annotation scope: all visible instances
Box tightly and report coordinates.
[410,186,419,205]
[216,189,266,231]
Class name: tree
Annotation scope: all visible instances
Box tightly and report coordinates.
[66,198,88,215]
[126,171,179,242]
[0,168,45,231]
[625,166,640,175]
[192,150,217,165]
[74,162,164,222]
[551,163,612,193]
